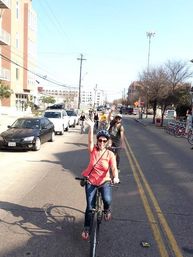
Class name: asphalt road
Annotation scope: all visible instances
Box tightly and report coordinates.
[0,118,192,257]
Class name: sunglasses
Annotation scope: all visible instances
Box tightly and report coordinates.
[98,139,108,143]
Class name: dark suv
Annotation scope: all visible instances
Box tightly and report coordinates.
[120,106,133,115]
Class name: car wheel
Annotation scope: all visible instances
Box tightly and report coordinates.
[49,131,55,142]
[33,137,41,151]
[73,120,76,127]
[65,125,69,131]
[60,126,64,135]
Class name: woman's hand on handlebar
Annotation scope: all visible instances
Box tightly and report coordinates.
[113,177,120,184]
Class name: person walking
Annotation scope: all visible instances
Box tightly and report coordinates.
[79,111,86,133]
[81,119,119,240]
[108,105,125,172]
[94,111,99,128]
[185,109,192,135]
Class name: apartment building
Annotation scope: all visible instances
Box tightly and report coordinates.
[38,86,79,109]
[81,87,105,108]
[37,85,105,110]
[0,0,37,111]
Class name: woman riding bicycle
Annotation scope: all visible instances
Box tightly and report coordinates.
[81,119,120,240]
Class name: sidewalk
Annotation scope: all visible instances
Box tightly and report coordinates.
[0,111,33,133]
[133,115,168,128]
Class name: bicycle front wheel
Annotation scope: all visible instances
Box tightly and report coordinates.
[188,133,193,145]
[89,212,99,257]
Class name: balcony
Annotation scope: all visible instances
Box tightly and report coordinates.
[0,67,11,81]
[0,0,10,8]
[0,28,10,45]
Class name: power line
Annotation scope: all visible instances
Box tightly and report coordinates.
[37,1,69,39]
[0,53,77,89]
[43,0,69,38]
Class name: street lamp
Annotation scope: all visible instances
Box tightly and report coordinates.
[145,31,155,118]
[146,31,155,72]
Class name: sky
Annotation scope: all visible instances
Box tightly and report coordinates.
[32,0,193,102]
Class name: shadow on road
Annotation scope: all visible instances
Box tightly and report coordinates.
[0,201,87,257]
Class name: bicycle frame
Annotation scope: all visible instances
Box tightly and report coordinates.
[89,187,103,257]
[75,177,117,257]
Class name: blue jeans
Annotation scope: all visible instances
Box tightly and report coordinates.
[84,182,112,228]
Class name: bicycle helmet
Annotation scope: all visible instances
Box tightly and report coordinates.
[96,130,110,140]
[115,114,122,119]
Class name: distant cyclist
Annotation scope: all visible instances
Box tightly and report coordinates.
[93,111,99,130]
[108,105,125,172]
[81,118,119,240]
[99,111,108,130]
[79,111,86,133]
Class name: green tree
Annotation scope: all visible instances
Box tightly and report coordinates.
[0,83,13,104]
[40,96,56,105]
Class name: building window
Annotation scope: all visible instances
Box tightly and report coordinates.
[16,32,19,49]
[16,1,19,19]
[16,68,19,80]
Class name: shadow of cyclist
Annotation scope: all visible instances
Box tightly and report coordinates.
[0,201,88,256]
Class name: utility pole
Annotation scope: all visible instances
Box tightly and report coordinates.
[77,54,86,109]
[123,88,126,103]
[93,84,98,109]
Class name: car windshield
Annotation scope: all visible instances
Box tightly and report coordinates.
[66,110,74,116]
[44,112,61,118]
[12,119,40,129]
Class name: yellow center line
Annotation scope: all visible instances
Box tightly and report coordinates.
[124,137,183,257]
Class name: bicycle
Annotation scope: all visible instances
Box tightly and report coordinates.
[99,121,108,130]
[187,128,193,145]
[75,177,116,257]
[174,122,186,138]
[80,120,85,134]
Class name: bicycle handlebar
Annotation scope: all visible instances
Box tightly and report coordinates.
[75,177,85,180]
[107,146,122,150]
[75,177,120,186]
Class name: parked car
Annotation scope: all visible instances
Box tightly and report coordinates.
[43,109,70,134]
[97,105,105,111]
[46,103,65,110]
[120,106,133,115]
[164,110,176,119]
[0,117,55,151]
[66,110,79,127]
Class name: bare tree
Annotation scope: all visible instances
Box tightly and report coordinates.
[157,60,193,125]
[138,60,193,126]
[138,67,168,123]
